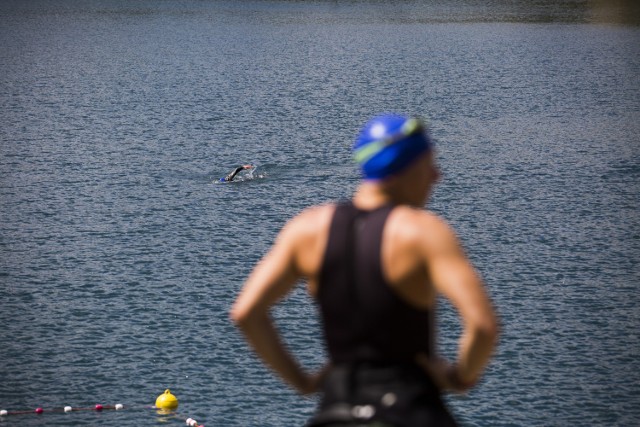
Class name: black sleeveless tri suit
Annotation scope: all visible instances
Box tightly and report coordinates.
[308,201,458,427]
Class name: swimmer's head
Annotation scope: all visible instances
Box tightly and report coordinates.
[353,114,432,180]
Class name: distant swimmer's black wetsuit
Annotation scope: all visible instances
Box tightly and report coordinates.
[309,201,458,427]
[220,166,246,182]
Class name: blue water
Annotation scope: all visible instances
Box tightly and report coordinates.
[1,1,639,426]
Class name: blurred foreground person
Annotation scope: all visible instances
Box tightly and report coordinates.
[231,114,499,426]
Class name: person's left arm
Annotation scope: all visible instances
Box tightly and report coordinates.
[229,214,319,395]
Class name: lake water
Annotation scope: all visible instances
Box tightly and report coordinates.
[1,1,639,426]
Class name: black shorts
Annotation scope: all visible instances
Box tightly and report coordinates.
[307,362,459,427]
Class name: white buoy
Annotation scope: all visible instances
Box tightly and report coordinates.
[115,403,123,410]
[64,406,73,412]
[0,410,8,416]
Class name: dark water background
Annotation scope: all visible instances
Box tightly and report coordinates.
[1,1,639,426]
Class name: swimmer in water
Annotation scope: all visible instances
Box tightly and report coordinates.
[220,164,254,182]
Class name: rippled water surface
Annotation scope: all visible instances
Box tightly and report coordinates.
[1,1,639,426]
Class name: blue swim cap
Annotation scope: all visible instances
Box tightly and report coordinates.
[353,114,432,180]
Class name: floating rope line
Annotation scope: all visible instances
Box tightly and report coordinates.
[0,405,205,426]
[0,403,124,415]
[0,390,205,426]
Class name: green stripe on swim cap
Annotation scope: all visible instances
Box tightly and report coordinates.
[401,117,421,135]
[353,118,424,165]
[354,140,387,164]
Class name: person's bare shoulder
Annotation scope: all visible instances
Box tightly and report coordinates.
[280,203,336,277]
[387,206,457,251]
[287,203,335,233]
[276,203,336,252]
[389,205,449,232]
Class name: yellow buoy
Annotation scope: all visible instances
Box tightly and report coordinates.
[155,389,179,410]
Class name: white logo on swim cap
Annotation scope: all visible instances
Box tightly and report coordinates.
[370,123,387,139]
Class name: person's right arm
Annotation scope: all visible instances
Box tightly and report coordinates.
[229,207,329,395]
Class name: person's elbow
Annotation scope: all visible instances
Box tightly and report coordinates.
[229,301,264,330]
[229,303,250,327]
[473,309,500,345]
[229,304,243,326]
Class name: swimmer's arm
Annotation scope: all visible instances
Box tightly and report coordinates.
[224,166,245,181]
[224,165,253,181]
[423,217,499,391]
[230,216,318,395]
